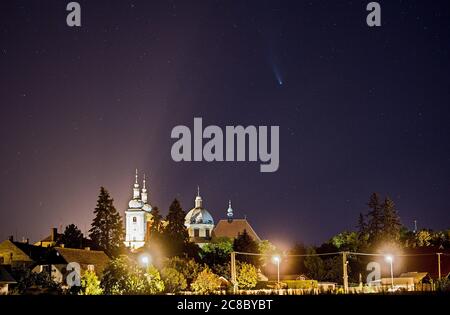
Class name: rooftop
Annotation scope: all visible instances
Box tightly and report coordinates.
[213,219,261,241]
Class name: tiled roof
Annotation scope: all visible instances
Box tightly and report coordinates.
[40,233,62,243]
[54,247,110,275]
[213,219,261,241]
[11,241,49,263]
[399,272,430,283]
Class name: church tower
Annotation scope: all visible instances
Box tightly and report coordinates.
[227,200,234,222]
[184,187,215,247]
[124,169,149,250]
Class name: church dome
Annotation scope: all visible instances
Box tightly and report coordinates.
[185,187,214,226]
[185,208,214,225]
[142,203,152,212]
[128,199,143,209]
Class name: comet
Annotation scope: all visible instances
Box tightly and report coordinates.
[272,63,283,85]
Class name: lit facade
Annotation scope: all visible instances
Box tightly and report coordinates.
[184,188,215,247]
[124,170,153,250]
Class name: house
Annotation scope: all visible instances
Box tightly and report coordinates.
[0,265,16,295]
[0,237,49,269]
[34,228,63,248]
[33,247,110,286]
[379,272,433,291]
[400,272,432,283]
[400,272,433,291]
[35,227,96,249]
[379,277,415,291]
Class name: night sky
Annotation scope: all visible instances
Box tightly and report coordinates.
[1,0,449,248]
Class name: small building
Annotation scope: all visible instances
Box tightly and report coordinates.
[0,237,49,269]
[0,265,16,295]
[400,272,433,291]
[35,227,97,250]
[33,247,110,286]
[379,272,432,291]
[380,277,415,291]
[34,228,63,248]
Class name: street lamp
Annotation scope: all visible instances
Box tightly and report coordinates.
[140,254,151,271]
[272,255,281,284]
[385,255,394,290]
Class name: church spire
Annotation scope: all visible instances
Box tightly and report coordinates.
[133,169,140,199]
[195,186,203,208]
[141,173,148,203]
[227,200,234,222]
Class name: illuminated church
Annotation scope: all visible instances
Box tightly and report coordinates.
[184,187,215,246]
[124,171,260,250]
[124,170,153,249]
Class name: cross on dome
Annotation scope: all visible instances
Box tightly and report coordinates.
[195,185,203,208]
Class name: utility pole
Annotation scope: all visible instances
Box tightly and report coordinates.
[231,251,238,294]
[342,251,349,294]
[437,253,442,280]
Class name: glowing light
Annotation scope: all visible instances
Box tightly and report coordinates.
[385,255,393,263]
[272,255,281,284]
[140,254,151,267]
[272,255,280,264]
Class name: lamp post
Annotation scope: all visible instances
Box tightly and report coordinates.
[272,255,281,284]
[385,255,394,290]
[141,254,151,272]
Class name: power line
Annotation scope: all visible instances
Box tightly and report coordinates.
[234,251,342,257]
[349,252,445,257]
[234,251,448,258]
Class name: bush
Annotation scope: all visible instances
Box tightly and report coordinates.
[101,255,164,295]
[436,278,450,292]
[10,267,62,295]
[237,262,258,289]
[79,270,103,295]
[163,256,203,285]
[161,267,187,293]
[191,268,222,294]
[145,265,165,294]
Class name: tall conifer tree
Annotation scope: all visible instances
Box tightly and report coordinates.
[89,187,124,257]
[381,197,402,242]
[366,192,383,246]
[163,199,188,256]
